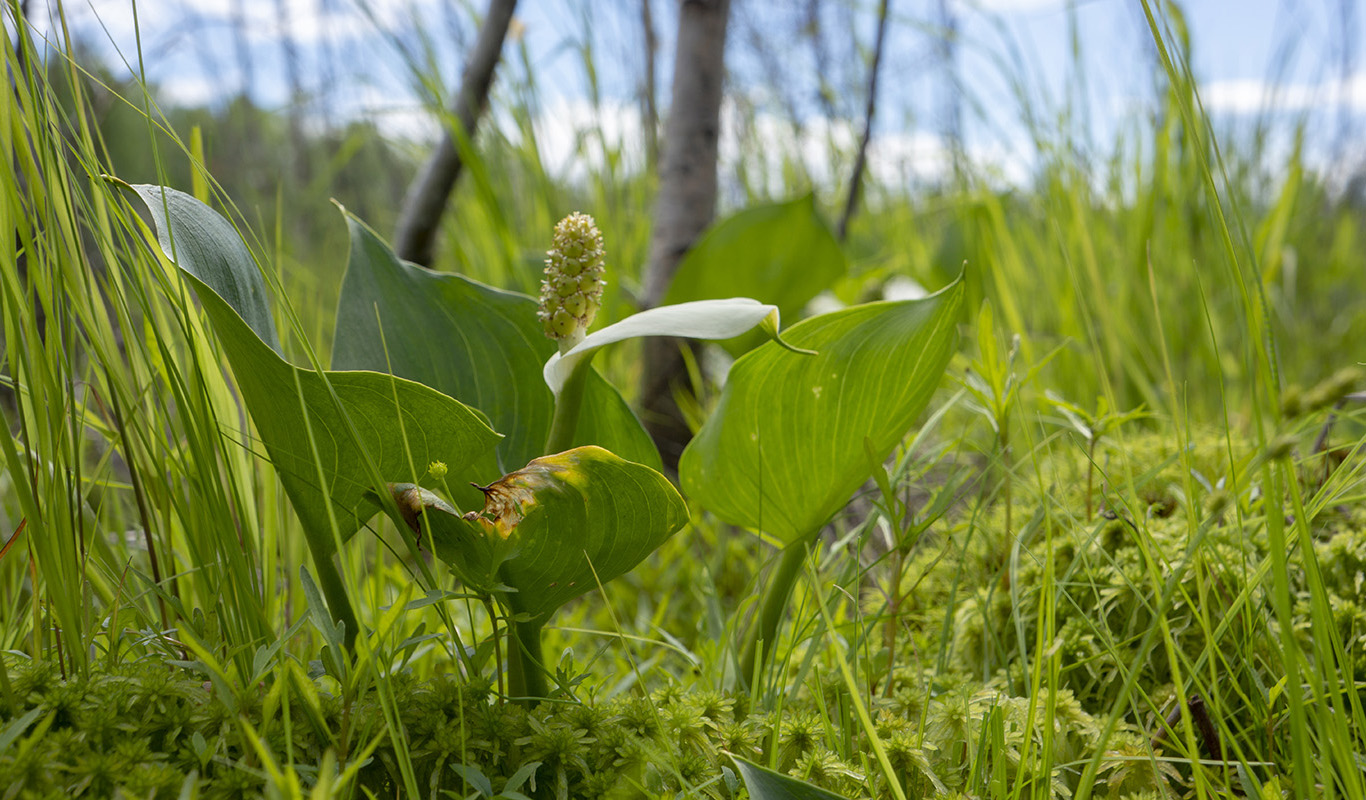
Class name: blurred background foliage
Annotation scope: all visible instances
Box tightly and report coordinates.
[19,0,1366,420]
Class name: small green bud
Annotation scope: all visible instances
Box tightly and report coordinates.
[546,307,578,339]
[553,275,578,298]
[428,461,448,480]
[540,212,606,345]
[562,293,588,317]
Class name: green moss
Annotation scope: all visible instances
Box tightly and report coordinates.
[1,432,1361,798]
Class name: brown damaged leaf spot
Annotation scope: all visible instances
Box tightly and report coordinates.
[465,479,536,539]
[463,448,596,538]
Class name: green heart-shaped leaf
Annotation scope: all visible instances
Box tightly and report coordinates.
[125,184,501,556]
[387,446,688,623]
[331,213,660,473]
[679,277,964,545]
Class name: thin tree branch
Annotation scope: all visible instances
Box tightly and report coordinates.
[836,0,891,242]
[393,0,518,267]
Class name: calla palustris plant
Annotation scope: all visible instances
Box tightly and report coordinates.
[123,183,804,699]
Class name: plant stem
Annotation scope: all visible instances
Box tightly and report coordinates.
[0,646,14,711]
[882,545,904,698]
[1085,436,1096,523]
[545,360,590,454]
[483,596,506,701]
[739,538,811,690]
[504,595,548,703]
[315,556,361,651]
[1001,417,1012,545]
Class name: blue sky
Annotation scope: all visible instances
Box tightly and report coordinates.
[13,0,1366,187]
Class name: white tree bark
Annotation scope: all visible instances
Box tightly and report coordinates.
[640,0,661,169]
[639,0,731,469]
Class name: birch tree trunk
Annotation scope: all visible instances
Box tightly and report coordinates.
[393,0,518,267]
[640,0,660,169]
[639,0,731,470]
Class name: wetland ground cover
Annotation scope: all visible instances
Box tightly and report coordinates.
[1,2,1364,798]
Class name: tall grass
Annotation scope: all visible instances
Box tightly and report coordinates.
[2,1,1364,797]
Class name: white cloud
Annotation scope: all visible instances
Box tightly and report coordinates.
[390,94,983,192]
[502,96,650,181]
[1203,74,1366,115]
[364,103,442,142]
[37,0,443,65]
[952,0,1066,14]
[498,96,973,192]
[866,129,958,186]
[340,91,441,142]
[166,0,439,44]
[718,102,1031,195]
[156,73,222,107]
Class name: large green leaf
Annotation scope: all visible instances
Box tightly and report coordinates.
[386,446,688,623]
[730,755,851,800]
[661,195,845,354]
[126,184,502,556]
[330,213,660,473]
[679,277,964,545]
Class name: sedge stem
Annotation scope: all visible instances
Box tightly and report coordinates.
[739,538,812,690]
[504,594,548,704]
